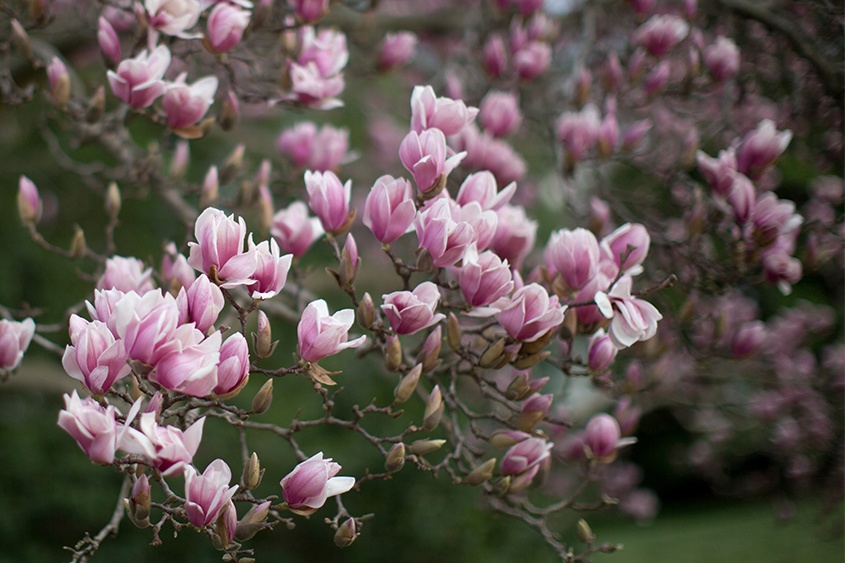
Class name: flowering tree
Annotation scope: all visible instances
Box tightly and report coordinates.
[1,0,842,561]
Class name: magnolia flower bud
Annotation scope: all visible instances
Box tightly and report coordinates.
[385,442,406,472]
[85,86,106,123]
[480,338,507,368]
[384,336,402,371]
[489,429,531,449]
[11,20,33,61]
[125,474,151,528]
[218,91,240,132]
[47,57,70,108]
[105,182,121,219]
[447,313,461,350]
[577,519,594,543]
[17,175,42,226]
[505,372,530,401]
[199,166,219,210]
[220,144,245,185]
[235,501,271,541]
[409,439,446,456]
[464,458,496,486]
[417,326,442,373]
[422,385,444,431]
[394,364,421,403]
[252,310,277,359]
[251,379,273,414]
[334,518,357,548]
[241,452,264,490]
[70,225,86,258]
[357,292,375,329]
[492,476,511,496]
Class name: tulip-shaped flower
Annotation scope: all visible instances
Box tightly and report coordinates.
[188,207,257,288]
[459,244,514,310]
[148,329,221,397]
[455,171,516,212]
[297,299,366,364]
[496,284,565,342]
[57,391,143,465]
[479,90,522,138]
[291,0,329,23]
[248,237,293,300]
[377,31,417,72]
[363,175,416,244]
[62,316,130,395]
[414,197,476,268]
[280,452,355,515]
[214,332,250,397]
[635,14,689,57]
[588,329,617,372]
[556,104,601,163]
[109,290,182,366]
[277,122,317,168]
[582,413,637,463]
[0,317,35,373]
[381,282,446,335]
[145,0,202,43]
[489,204,537,269]
[98,16,121,66]
[703,36,740,81]
[161,73,218,130]
[410,85,478,136]
[305,170,353,235]
[205,2,250,53]
[483,35,508,78]
[736,119,792,178]
[600,223,650,274]
[400,129,466,195]
[271,201,324,257]
[107,45,171,108]
[545,228,601,291]
[184,459,239,528]
[730,320,766,359]
[513,41,552,80]
[97,256,155,294]
[696,147,737,197]
[17,175,42,226]
[135,412,205,476]
[501,437,551,476]
[182,274,224,335]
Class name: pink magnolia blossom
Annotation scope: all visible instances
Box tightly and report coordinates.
[0,318,35,373]
[271,201,324,257]
[247,237,293,300]
[205,2,250,53]
[377,32,417,72]
[62,316,130,395]
[135,411,205,476]
[483,35,508,78]
[556,104,601,163]
[297,300,365,364]
[488,204,537,269]
[588,329,617,372]
[583,413,637,462]
[622,119,652,152]
[148,329,221,397]
[277,122,317,168]
[704,36,740,81]
[183,274,224,334]
[381,282,445,335]
[600,223,650,274]
[305,170,352,235]
[731,320,766,359]
[479,90,522,138]
[596,277,662,349]
[214,332,250,397]
[97,256,155,294]
[400,129,466,194]
[736,119,792,178]
[545,228,601,291]
[456,171,516,212]
[280,452,355,514]
[288,61,345,110]
[57,391,144,464]
[410,85,478,136]
[184,459,239,528]
[636,14,689,57]
[452,124,527,186]
[752,193,800,248]
[111,290,183,366]
[501,437,551,475]
[513,41,551,81]
[161,73,218,129]
[644,60,671,96]
[107,45,171,108]
[696,147,737,197]
[144,0,201,43]
[291,0,328,23]
[363,175,416,244]
[298,27,348,77]
[727,172,756,225]
[97,16,121,66]
[162,242,196,292]
[496,283,565,342]
[188,207,257,288]
[277,123,354,171]
[459,244,514,310]
[414,197,476,268]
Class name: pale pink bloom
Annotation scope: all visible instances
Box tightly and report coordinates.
[452,124,527,186]
[298,26,348,76]
[456,171,516,212]
[736,119,792,178]
[501,437,551,475]
[206,2,250,53]
[184,459,239,528]
[145,0,201,42]
[583,413,636,462]
[381,282,445,335]
[513,41,551,81]
[97,256,155,295]
[377,32,417,71]
[110,290,182,366]
[636,14,689,57]
[247,237,293,300]
[596,277,662,349]
[363,175,416,244]
[304,170,352,235]
[496,283,565,342]
[731,320,766,359]
[574,267,615,327]
[297,299,365,363]
[62,316,130,395]
[704,36,740,81]
[98,16,121,66]
[214,332,250,396]
[288,61,345,109]
[410,85,478,137]
[0,318,35,373]
[161,73,218,129]
[17,175,42,225]
[188,207,257,288]
[414,197,476,268]
[696,147,737,197]
[527,13,558,42]
[483,35,508,78]
[85,289,126,333]
[277,122,316,168]
[47,56,68,91]
[522,393,553,418]
[588,329,617,372]
[399,128,466,193]
[149,328,220,397]
[488,203,537,269]
[135,411,205,476]
[644,60,670,96]
[545,228,600,291]
[107,45,171,108]
[556,104,601,162]
[280,452,355,514]
[162,243,196,292]
[479,90,522,138]
[271,201,324,257]
[183,274,224,334]
[57,391,143,464]
[600,223,650,274]
[291,0,328,23]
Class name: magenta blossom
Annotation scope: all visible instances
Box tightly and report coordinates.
[479,90,522,138]
[587,329,617,372]
[291,0,328,23]
[97,16,121,66]
[488,204,537,269]
[0,317,35,373]
[414,197,477,268]
[280,452,355,515]
[62,316,130,395]
[162,73,218,130]
[111,290,183,366]
[459,244,514,311]
[271,201,324,257]
[455,171,516,212]
[378,31,417,71]
[188,207,257,288]
[107,45,171,108]
[583,413,637,463]
[206,2,250,54]
[248,237,293,300]
[736,119,792,178]
[636,14,689,57]
[513,41,551,80]
[297,299,366,364]
[57,392,144,465]
[148,329,221,397]
[304,170,352,235]
[501,437,552,475]
[363,175,416,244]
[601,223,650,274]
[182,274,224,335]
[704,36,740,81]
[696,147,737,197]
[381,282,445,335]
[399,129,466,194]
[184,459,239,528]
[545,228,601,291]
[496,283,565,342]
[410,85,478,136]
[214,332,250,397]
[134,412,205,476]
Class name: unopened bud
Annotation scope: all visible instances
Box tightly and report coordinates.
[334,518,357,548]
[416,326,442,373]
[446,313,461,350]
[257,184,274,235]
[559,308,579,342]
[235,501,271,541]
[464,458,496,486]
[241,452,264,490]
[125,474,151,528]
[507,469,535,494]
[480,338,506,368]
[515,409,546,431]
[415,247,434,272]
[505,372,530,401]
[493,343,522,370]
[17,175,42,226]
[521,329,554,355]
[105,182,121,219]
[422,385,443,431]
[199,166,219,210]
[252,310,277,359]
[394,364,421,403]
[220,144,245,185]
[512,350,551,370]
[251,379,273,414]
[489,429,530,448]
[169,140,190,180]
[409,438,446,455]
[357,292,375,329]
[577,519,594,543]
[85,86,106,123]
[47,57,70,108]
[384,335,402,371]
[492,476,511,496]
[70,225,86,258]
[218,91,240,131]
[385,442,406,472]
[11,20,33,61]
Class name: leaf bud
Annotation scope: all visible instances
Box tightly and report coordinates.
[394,363,421,403]
[11,20,33,61]
[491,476,511,496]
[251,379,273,414]
[446,312,461,350]
[480,338,507,368]
[384,442,406,473]
[577,519,594,543]
[409,438,446,456]
[334,518,357,548]
[464,458,496,486]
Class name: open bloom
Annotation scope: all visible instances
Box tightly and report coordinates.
[148,329,221,397]
[545,228,600,291]
[111,290,183,366]
[459,244,513,310]
[145,0,202,41]
[600,223,650,274]
[410,85,478,136]
[107,45,171,108]
[501,437,552,475]
[636,14,689,57]
[703,36,740,81]
[382,282,445,335]
[271,201,324,257]
[205,2,250,53]
[736,119,792,178]
[497,284,566,342]
[184,459,239,528]
[596,277,662,349]
[161,73,218,130]
[188,207,257,288]
[280,452,355,515]
[400,129,466,194]
[133,412,205,476]
[97,256,155,294]
[297,300,365,364]
[377,31,417,71]
[0,318,35,373]
[248,237,293,300]
[479,90,522,138]
[414,197,476,268]
[62,316,130,395]
[57,392,143,464]
[363,175,416,244]
[456,171,516,212]
[488,204,537,269]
